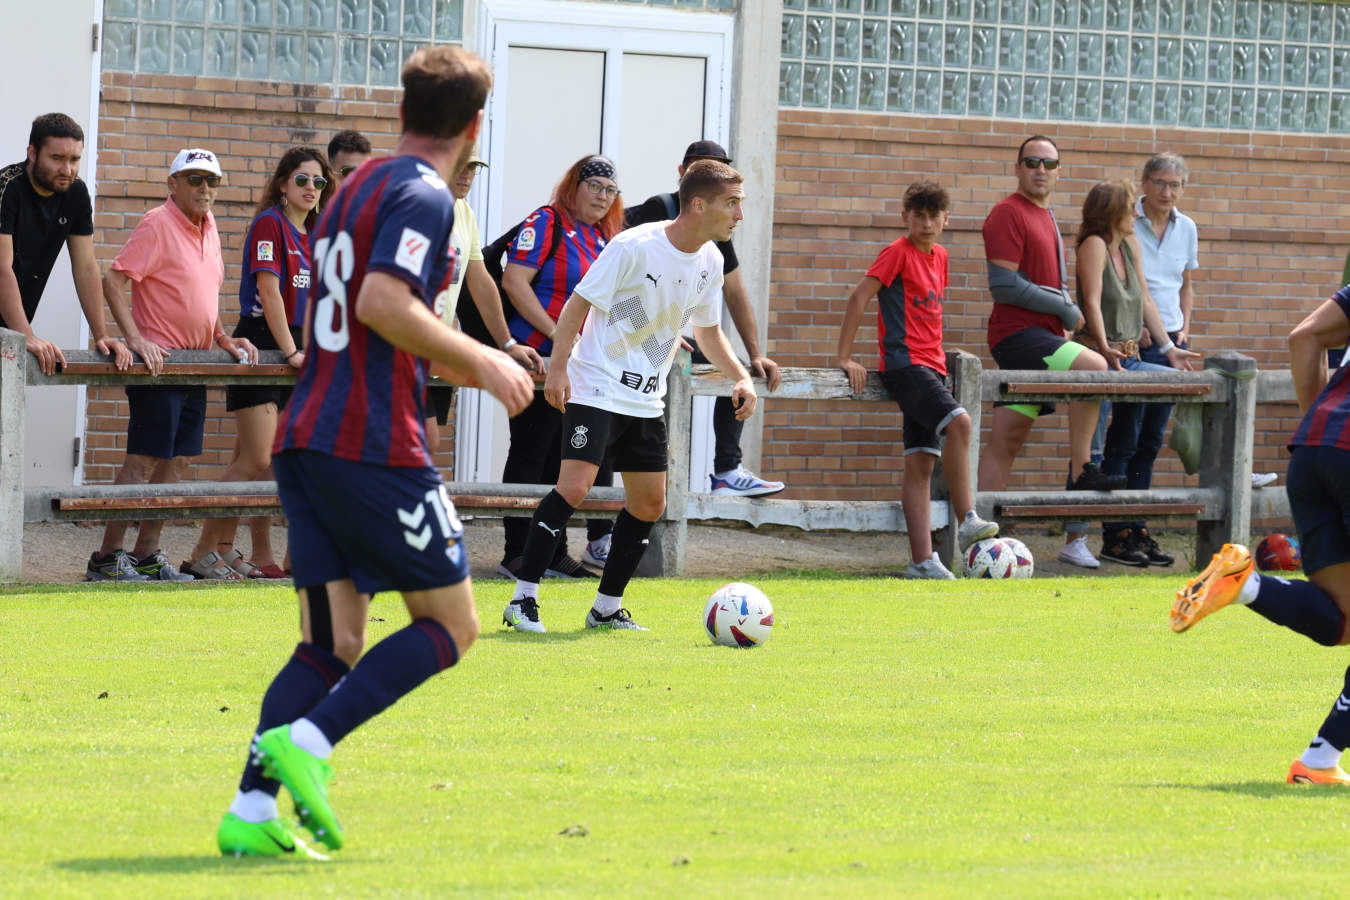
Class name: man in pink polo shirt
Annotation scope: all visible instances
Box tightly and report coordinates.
[88,148,259,582]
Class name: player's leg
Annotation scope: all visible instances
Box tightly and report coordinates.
[507,456,601,632]
[585,468,663,630]
[1289,663,1350,785]
[500,393,561,574]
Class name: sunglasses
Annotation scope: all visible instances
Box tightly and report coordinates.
[293,173,328,190]
[1020,157,1060,170]
[179,172,221,187]
[339,165,358,178]
[582,178,620,199]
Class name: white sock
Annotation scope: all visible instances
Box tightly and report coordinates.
[289,718,333,760]
[229,789,279,823]
[1300,737,1342,770]
[1237,571,1261,605]
[594,592,623,616]
[514,579,540,601]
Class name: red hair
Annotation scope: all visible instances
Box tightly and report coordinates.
[548,154,624,240]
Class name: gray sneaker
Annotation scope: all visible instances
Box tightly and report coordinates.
[133,550,195,582]
[86,549,151,582]
[904,555,957,579]
[957,511,1000,552]
[584,606,648,630]
[503,596,546,633]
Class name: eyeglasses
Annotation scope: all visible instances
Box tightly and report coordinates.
[1150,178,1184,191]
[179,172,221,187]
[293,173,329,190]
[1020,157,1060,170]
[339,166,358,178]
[582,179,620,199]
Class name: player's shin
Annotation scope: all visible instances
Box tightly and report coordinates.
[519,490,576,585]
[596,508,656,604]
[1248,575,1347,646]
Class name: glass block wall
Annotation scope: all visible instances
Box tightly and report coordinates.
[101,0,464,86]
[779,0,1350,133]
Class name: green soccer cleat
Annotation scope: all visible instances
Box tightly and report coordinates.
[253,726,345,851]
[217,812,327,859]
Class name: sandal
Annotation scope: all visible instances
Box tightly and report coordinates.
[185,551,243,581]
[223,548,264,579]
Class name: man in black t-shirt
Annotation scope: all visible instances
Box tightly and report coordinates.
[623,140,785,497]
[0,113,145,374]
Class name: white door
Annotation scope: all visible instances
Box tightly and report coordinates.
[2,0,101,488]
[458,0,732,489]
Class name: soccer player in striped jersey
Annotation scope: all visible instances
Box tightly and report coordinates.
[1172,283,1350,785]
[217,46,534,858]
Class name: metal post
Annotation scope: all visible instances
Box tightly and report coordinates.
[0,328,26,583]
[933,349,982,573]
[1196,352,1256,563]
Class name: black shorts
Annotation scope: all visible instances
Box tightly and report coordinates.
[989,327,1086,418]
[225,316,302,412]
[425,385,455,426]
[879,365,963,455]
[125,385,207,459]
[1287,445,1350,576]
[561,402,668,472]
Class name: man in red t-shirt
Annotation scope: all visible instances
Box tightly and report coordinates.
[977,136,1121,567]
[837,182,998,578]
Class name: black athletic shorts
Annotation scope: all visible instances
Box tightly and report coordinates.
[1287,445,1350,576]
[425,385,455,426]
[225,316,302,412]
[561,402,668,472]
[879,364,964,456]
[989,327,1086,418]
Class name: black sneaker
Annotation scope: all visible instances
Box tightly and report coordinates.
[584,606,648,631]
[1099,528,1149,566]
[1133,527,1174,566]
[546,555,599,579]
[1071,462,1127,491]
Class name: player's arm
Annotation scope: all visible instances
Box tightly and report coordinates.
[541,291,593,412]
[837,275,881,395]
[501,261,558,339]
[1127,234,1198,371]
[0,232,67,375]
[101,267,167,376]
[66,234,132,369]
[465,258,542,371]
[1074,237,1124,370]
[255,271,302,368]
[988,258,1081,329]
[357,271,533,415]
[1290,297,1350,414]
[693,321,756,421]
[722,268,780,391]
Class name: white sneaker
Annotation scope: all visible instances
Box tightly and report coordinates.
[584,606,648,630]
[1058,536,1101,569]
[709,466,786,497]
[904,555,956,579]
[1252,472,1278,489]
[581,534,611,568]
[956,510,1000,552]
[503,596,546,633]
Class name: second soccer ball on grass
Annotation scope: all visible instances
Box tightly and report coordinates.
[963,538,1034,579]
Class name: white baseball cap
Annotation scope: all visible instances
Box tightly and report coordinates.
[169,148,222,177]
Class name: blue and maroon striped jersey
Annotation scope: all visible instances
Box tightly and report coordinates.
[505,205,606,355]
[1292,285,1350,452]
[275,155,458,468]
[239,205,311,326]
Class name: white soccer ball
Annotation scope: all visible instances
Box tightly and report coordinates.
[964,537,1020,579]
[999,537,1035,578]
[704,582,774,648]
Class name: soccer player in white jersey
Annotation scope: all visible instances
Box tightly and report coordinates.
[503,160,758,632]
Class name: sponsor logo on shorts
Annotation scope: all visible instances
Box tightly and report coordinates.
[256,241,274,262]
[395,228,431,276]
[570,425,589,449]
[517,227,536,252]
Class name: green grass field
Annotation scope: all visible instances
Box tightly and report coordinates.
[3,573,1346,898]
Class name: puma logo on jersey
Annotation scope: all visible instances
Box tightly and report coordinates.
[645,273,661,288]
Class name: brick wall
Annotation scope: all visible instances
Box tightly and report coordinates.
[765,108,1350,518]
[83,72,467,483]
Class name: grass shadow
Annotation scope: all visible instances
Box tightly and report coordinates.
[52,855,367,875]
[477,628,604,643]
[1153,781,1342,799]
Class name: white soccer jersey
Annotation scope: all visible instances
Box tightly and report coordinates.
[568,220,724,418]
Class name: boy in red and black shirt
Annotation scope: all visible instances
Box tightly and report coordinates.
[837,182,998,578]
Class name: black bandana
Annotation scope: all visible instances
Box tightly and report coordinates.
[579,156,616,181]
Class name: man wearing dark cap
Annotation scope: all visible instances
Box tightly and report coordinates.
[624,140,784,497]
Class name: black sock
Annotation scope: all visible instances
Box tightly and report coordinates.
[306,618,459,747]
[1249,575,1347,647]
[239,642,349,795]
[1315,666,1350,753]
[520,490,575,583]
[598,508,655,598]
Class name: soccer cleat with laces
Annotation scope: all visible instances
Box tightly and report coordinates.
[86,549,150,582]
[709,465,786,498]
[503,596,546,633]
[217,812,328,859]
[1287,759,1350,785]
[134,550,196,582]
[1170,543,1254,633]
[253,726,344,851]
[956,511,999,552]
[585,606,649,630]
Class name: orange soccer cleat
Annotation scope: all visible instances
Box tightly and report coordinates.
[1170,543,1255,633]
[1288,759,1350,785]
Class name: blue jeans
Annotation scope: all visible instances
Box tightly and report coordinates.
[1102,345,1184,533]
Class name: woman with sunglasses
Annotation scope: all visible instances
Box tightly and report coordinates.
[185,147,333,580]
[497,155,623,580]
